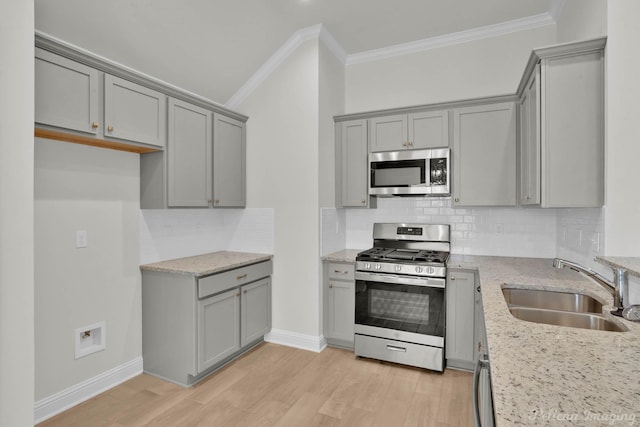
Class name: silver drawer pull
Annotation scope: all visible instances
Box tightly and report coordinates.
[236,274,247,280]
[386,345,407,353]
[334,270,346,274]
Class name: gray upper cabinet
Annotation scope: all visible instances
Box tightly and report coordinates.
[336,119,375,208]
[518,38,605,208]
[167,98,213,208]
[369,110,449,152]
[519,65,541,205]
[35,48,100,135]
[104,74,167,147]
[452,102,516,207]
[213,114,246,207]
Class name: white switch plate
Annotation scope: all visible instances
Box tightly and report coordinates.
[76,230,88,248]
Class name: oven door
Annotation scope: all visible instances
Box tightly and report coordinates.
[354,271,445,348]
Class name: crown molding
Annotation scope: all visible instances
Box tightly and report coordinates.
[346,12,556,66]
[226,24,346,109]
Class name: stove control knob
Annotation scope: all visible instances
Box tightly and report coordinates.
[365,263,371,270]
[375,264,381,271]
[395,265,402,272]
[415,266,423,274]
[427,267,435,274]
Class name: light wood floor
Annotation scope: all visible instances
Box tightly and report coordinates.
[39,343,473,427]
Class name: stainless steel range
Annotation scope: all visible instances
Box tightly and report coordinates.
[354,223,450,371]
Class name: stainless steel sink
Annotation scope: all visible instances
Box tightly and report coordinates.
[508,307,627,332]
[502,287,603,314]
[502,287,627,332]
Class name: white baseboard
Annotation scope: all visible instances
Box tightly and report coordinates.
[34,356,143,424]
[264,329,327,353]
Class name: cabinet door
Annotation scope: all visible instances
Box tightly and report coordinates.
[326,280,355,345]
[446,271,476,367]
[519,65,541,205]
[369,114,408,152]
[541,51,604,207]
[409,110,449,149]
[197,288,240,373]
[104,74,167,147]
[452,102,516,206]
[35,48,99,134]
[240,278,271,347]
[167,98,212,207]
[213,114,246,207]
[340,120,370,207]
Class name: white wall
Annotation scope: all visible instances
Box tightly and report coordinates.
[34,139,141,400]
[604,0,640,256]
[237,40,322,338]
[555,0,607,43]
[345,26,556,113]
[318,41,345,208]
[0,2,35,425]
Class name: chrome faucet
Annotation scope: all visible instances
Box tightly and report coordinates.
[553,258,627,317]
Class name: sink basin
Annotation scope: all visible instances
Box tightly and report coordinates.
[508,307,627,332]
[502,287,603,314]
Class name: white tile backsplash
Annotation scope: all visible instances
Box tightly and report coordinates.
[139,208,274,264]
[556,207,606,274]
[341,198,557,258]
[320,208,346,256]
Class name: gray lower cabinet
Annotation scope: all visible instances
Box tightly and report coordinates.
[323,261,355,348]
[35,48,166,148]
[142,260,272,387]
[335,120,375,208]
[518,38,605,208]
[369,110,449,152]
[446,270,481,371]
[452,102,516,207]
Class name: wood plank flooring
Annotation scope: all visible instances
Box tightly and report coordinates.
[38,343,473,427]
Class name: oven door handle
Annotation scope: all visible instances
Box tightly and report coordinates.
[355,271,445,288]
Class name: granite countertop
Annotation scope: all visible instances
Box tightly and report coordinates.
[596,256,640,278]
[140,251,272,277]
[321,249,361,263]
[449,255,640,426]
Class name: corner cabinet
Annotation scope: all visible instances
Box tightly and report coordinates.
[140,99,246,209]
[142,260,272,387]
[323,261,355,349]
[518,38,605,208]
[446,269,484,371]
[452,102,516,207]
[335,119,375,208]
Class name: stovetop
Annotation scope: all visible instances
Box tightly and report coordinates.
[357,247,450,265]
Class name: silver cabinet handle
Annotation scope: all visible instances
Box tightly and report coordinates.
[386,344,406,352]
[236,274,247,280]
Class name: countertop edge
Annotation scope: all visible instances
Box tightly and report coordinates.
[140,251,273,277]
[596,256,640,278]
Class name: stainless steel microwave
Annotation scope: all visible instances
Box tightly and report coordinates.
[369,148,450,197]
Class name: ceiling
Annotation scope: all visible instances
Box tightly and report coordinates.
[34,0,557,106]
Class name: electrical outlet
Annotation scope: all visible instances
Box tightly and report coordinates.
[76,230,88,248]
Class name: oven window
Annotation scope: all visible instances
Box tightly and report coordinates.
[370,159,426,187]
[355,280,444,337]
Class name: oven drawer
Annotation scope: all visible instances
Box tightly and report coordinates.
[328,262,354,280]
[354,334,443,371]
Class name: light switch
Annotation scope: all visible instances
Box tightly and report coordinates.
[76,230,88,248]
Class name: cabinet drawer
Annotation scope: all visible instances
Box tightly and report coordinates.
[354,334,443,371]
[328,262,354,280]
[198,260,273,299]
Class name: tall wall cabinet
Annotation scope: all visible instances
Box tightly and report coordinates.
[517,38,605,208]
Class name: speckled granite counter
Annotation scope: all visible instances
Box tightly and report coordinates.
[321,249,360,263]
[597,256,640,278]
[449,255,640,426]
[140,251,272,277]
